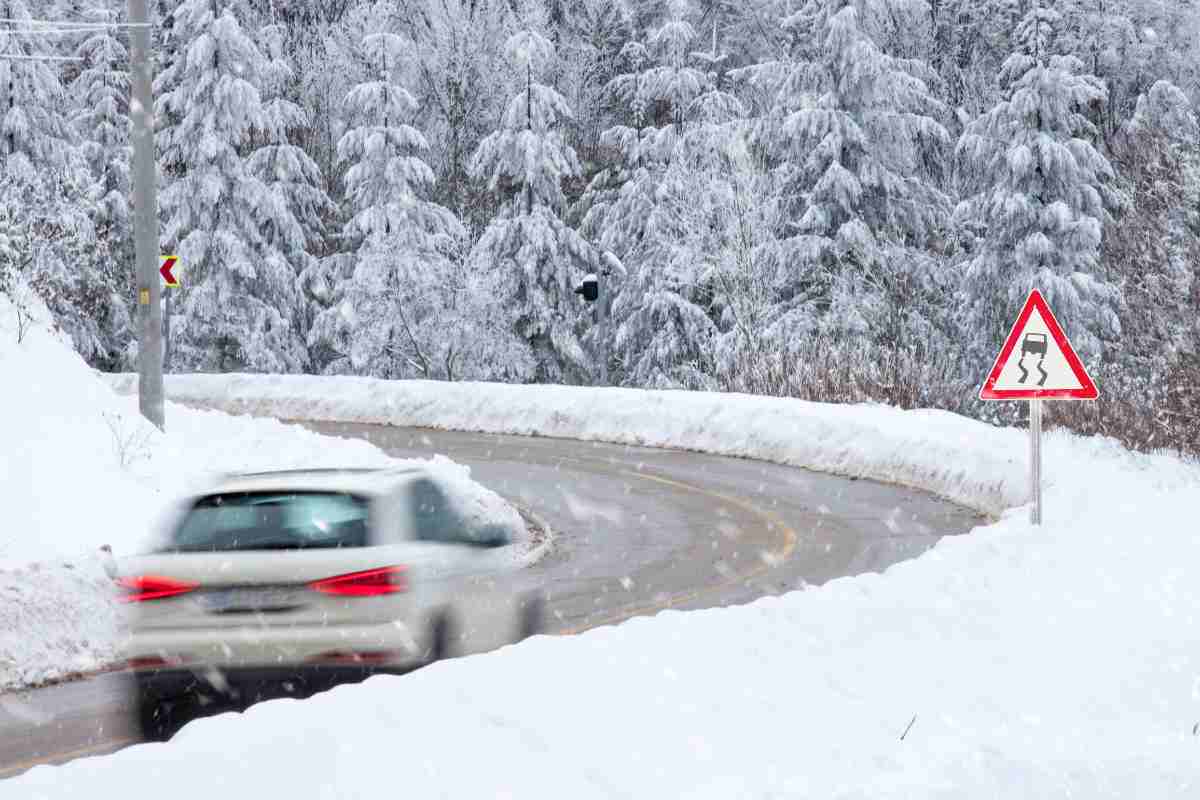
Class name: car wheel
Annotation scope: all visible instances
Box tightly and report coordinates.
[517,591,545,642]
[428,612,454,663]
[136,693,184,742]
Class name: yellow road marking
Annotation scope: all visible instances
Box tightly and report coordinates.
[555,468,799,636]
[0,737,139,780]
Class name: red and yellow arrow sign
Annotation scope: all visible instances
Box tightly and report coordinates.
[160,255,181,288]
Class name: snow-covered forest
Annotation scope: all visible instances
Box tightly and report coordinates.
[2,0,1199,452]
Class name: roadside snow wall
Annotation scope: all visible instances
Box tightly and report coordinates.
[105,373,1200,520]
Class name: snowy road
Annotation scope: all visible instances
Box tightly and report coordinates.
[0,422,981,779]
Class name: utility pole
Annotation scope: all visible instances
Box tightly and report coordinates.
[525,60,533,216]
[129,0,163,429]
[598,252,625,387]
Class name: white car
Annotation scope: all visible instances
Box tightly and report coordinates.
[118,467,544,739]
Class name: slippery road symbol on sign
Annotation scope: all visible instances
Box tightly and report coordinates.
[980,289,1098,401]
[1018,333,1049,387]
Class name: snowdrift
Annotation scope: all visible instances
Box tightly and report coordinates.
[106,372,1200,518]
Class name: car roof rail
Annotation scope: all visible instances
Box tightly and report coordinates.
[220,467,388,479]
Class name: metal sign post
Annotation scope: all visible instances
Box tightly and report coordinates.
[159,256,180,372]
[163,286,171,371]
[980,290,1098,526]
[1029,398,1042,525]
[598,267,609,386]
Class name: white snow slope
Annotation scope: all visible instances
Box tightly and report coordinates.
[12,375,1187,796]
[0,299,523,691]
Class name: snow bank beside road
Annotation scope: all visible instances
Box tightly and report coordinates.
[106,372,1200,518]
[11,469,1200,796]
[54,374,1199,797]
[0,297,524,691]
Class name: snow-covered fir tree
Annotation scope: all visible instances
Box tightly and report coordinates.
[469,29,594,383]
[70,0,136,368]
[389,0,519,228]
[577,40,658,259]
[2,0,1198,451]
[599,13,733,389]
[308,32,494,381]
[73,2,131,251]
[608,141,721,389]
[956,4,1124,362]
[0,0,127,366]
[644,0,705,132]
[750,0,951,349]
[156,0,308,372]
[1095,79,1199,397]
[553,0,632,162]
[250,22,333,353]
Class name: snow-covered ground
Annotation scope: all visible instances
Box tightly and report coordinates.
[19,375,1188,796]
[8,463,1200,795]
[0,298,524,691]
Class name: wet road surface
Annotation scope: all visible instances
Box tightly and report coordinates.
[0,422,984,779]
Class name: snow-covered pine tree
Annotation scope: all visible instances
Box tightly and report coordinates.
[577,40,657,251]
[751,0,951,349]
[555,0,633,163]
[469,29,594,384]
[679,24,781,388]
[573,40,663,385]
[0,0,73,203]
[389,0,519,229]
[687,13,743,127]
[644,0,705,132]
[1101,80,1199,391]
[308,32,476,380]
[927,0,1024,114]
[607,15,754,390]
[73,2,131,248]
[625,0,674,41]
[608,138,721,389]
[250,22,332,354]
[0,0,123,364]
[157,0,308,372]
[580,11,751,390]
[70,0,136,369]
[956,4,1124,363]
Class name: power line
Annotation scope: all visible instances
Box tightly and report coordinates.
[0,26,128,36]
[0,18,152,29]
[0,53,83,62]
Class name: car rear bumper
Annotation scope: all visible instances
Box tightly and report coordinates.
[124,620,427,672]
[133,663,411,704]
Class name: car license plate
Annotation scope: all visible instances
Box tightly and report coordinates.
[199,588,300,612]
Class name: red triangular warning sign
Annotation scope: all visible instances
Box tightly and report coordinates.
[980,289,1098,400]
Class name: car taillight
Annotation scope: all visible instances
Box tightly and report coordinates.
[306,650,402,665]
[126,655,186,670]
[116,575,199,603]
[308,566,407,597]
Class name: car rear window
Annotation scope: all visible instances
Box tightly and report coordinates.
[166,492,371,553]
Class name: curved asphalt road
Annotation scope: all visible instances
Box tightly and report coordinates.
[0,422,983,780]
